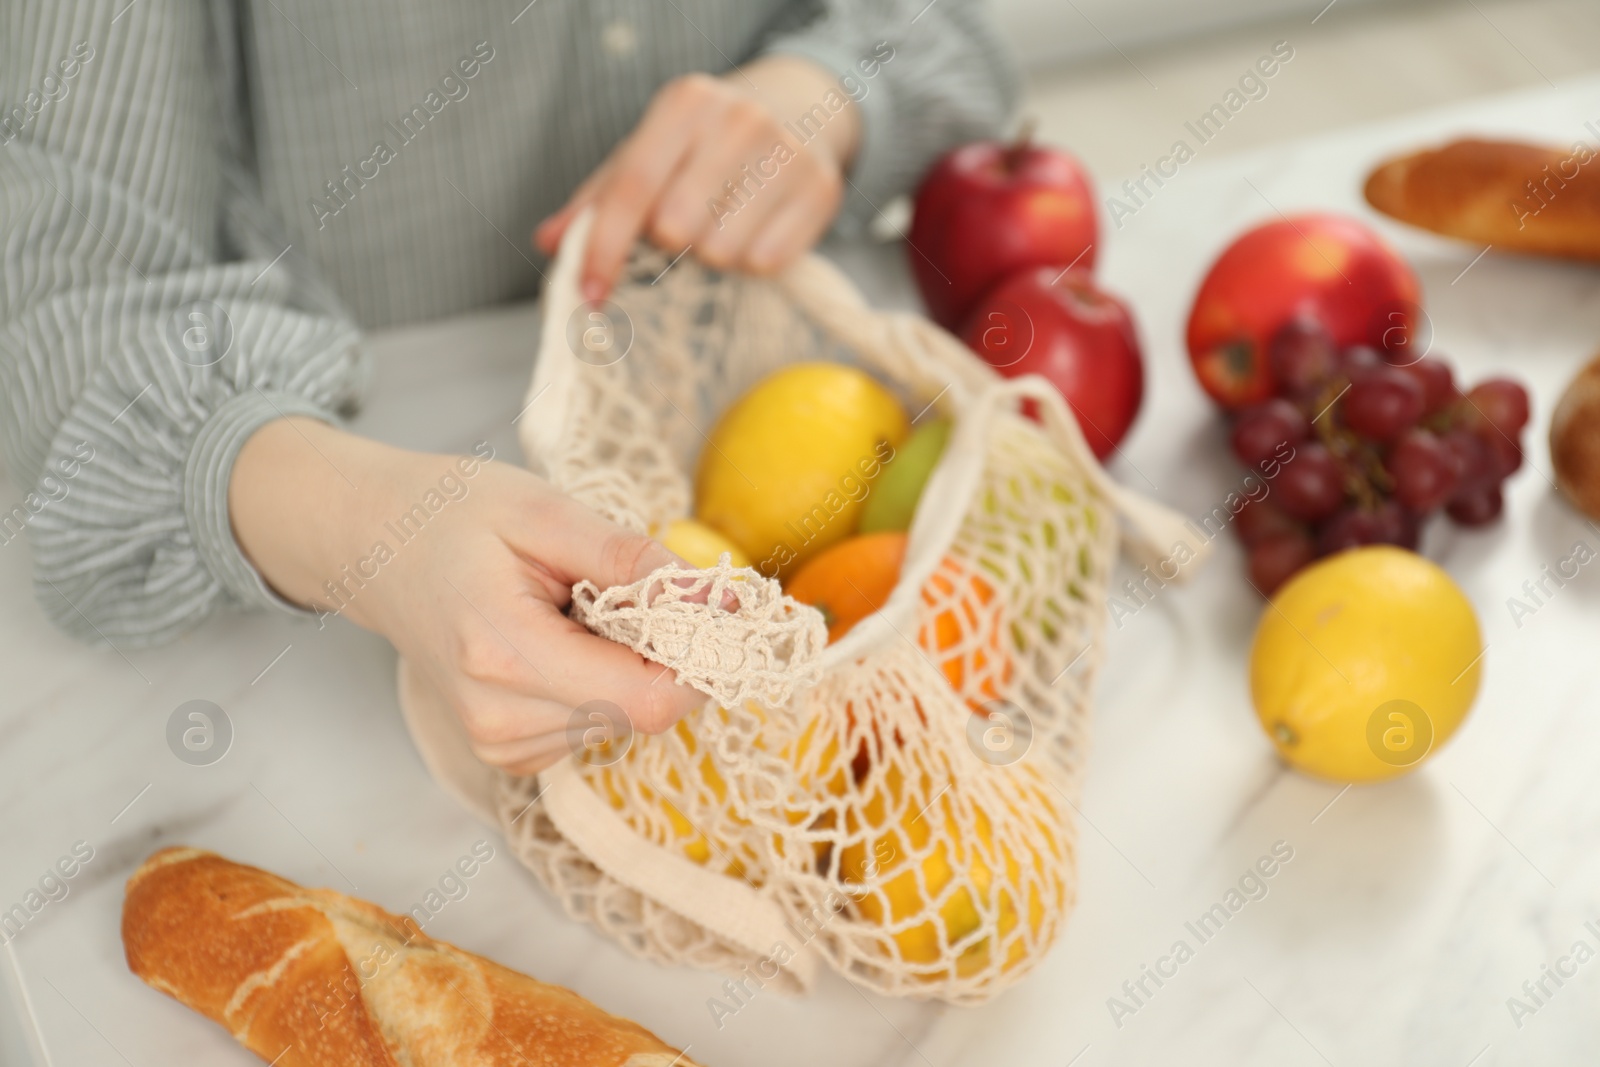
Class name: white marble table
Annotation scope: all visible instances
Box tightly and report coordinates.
[5,74,1600,1067]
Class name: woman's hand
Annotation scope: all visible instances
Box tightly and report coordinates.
[535,54,861,301]
[230,417,705,775]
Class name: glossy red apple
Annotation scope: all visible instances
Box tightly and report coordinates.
[1186,213,1422,409]
[961,268,1144,460]
[909,132,1098,330]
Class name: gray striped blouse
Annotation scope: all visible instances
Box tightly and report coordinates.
[0,0,1015,646]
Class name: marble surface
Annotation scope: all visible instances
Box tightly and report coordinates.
[5,74,1600,1067]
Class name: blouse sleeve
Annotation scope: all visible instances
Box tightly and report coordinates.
[762,0,1021,234]
[0,1,369,647]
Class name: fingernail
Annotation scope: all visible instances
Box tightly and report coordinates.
[581,278,606,304]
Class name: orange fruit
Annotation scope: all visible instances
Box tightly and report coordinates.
[787,536,1016,714]
[785,531,908,643]
[918,556,1014,712]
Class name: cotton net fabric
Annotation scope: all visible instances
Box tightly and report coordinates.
[405,212,1205,1004]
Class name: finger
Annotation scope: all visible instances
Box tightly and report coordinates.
[497,748,570,779]
[471,692,646,774]
[468,707,578,773]
[505,488,742,624]
[509,499,732,615]
[535,164,610,255]
[649,98,776,251]
[695,162,792,272]
[456,592,705,736]
[581,79,721,301]
[581,151,685,303]
[744,174,843,273]
[462,694,571,751]
[530,614,706,735]
[514,492,684,590]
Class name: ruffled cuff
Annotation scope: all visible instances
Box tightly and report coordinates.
[28,298,366,647]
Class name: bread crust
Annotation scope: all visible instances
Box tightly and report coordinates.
[1364,138,1600,261]
[122,847,701,1067]
[1552,354,1600,520]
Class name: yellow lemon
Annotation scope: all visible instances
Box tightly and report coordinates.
[788,709,853,800]
[592,716,748,877]
[695,363,908,578]
[659,518,751,569]
[1250,546,1483,782]
[837,764,1057,978]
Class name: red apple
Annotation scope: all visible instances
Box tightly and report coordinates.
[1186,213,1422,409]
[909,131,1098,330]
[961,268,1144,460]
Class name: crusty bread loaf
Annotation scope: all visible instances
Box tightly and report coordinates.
[121,847,701,1067]
[1364,138,1600,261]
[1552,353,1600,520]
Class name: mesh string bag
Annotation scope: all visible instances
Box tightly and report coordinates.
[485,212,1207,1004]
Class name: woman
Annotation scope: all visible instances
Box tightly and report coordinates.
[0,1,1015,773]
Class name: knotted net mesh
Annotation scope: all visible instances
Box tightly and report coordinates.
[496,221,1173,1003]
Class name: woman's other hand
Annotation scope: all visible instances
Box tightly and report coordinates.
[535,55,861,301]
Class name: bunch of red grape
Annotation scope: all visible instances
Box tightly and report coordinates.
[1232,318,1531,594]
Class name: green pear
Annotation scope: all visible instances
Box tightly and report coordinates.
[859,417,952,533]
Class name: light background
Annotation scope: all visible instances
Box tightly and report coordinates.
[996,0,1600,177]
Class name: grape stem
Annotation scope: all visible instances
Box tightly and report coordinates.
[1310,376,1386,512]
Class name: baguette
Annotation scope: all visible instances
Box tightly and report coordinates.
[121,847,703,1067]
[1364,138,1600,261]
[1552,353,1600,520]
